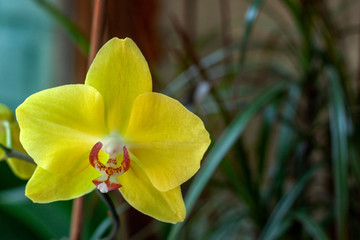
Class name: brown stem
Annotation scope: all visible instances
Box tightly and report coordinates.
[70,0,106,239]
[70,197,86,240]
[0,143,35,164]
[88,0,106,66]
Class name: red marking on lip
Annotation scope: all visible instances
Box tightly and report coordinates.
[93,179,122,191]
[89,142,103,168]
[122,146,130,172]
[89,141,131,192]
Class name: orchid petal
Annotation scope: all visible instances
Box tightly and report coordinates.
[0,103,14,122]
[124,92,210,192]
[118,160,185,223]
[25,161,98,203]
[6,123,35,179]
[16,85,107,173]
[85,38,152,134]
[7,158,35,180]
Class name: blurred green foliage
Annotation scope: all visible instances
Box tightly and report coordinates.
[166,0,360,239]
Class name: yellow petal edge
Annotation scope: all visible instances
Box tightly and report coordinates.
[118,161,185,223]
[16,84,107,174]
[125,92,211,192]
[26,157,98,203]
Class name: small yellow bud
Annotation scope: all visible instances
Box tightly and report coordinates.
[0,104,14,122]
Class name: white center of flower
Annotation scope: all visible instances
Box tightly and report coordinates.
[102,134,123,159]
[97,182,109,193]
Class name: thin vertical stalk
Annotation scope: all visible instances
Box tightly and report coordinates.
[88,0,106,65]
[69,0,106,239]
[70,197,86,240]
[328,67,349,240]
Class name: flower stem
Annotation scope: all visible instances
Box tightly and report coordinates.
[70,0,106,239]
[0,143,35,164]
[70,196,86,240]
[88,0,106,65]
[95,190,120,240]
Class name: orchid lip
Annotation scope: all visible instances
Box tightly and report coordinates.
[89,141,130,193]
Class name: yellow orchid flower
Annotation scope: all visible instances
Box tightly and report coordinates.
[0,104,35,179]
[16,38,210,223]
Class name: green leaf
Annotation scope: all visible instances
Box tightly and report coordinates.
[349,143,360,185]
[0,186,71,239]
[0,185,29,205]
[327,67,349,240]
[255,102,277,186]
[239,0,266,66]
[32,0,90,55]
[294,211,329,240]
[269,85,300,201]
[220,158,255,210]
[258,165,318,240]
[167,82,286,240]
